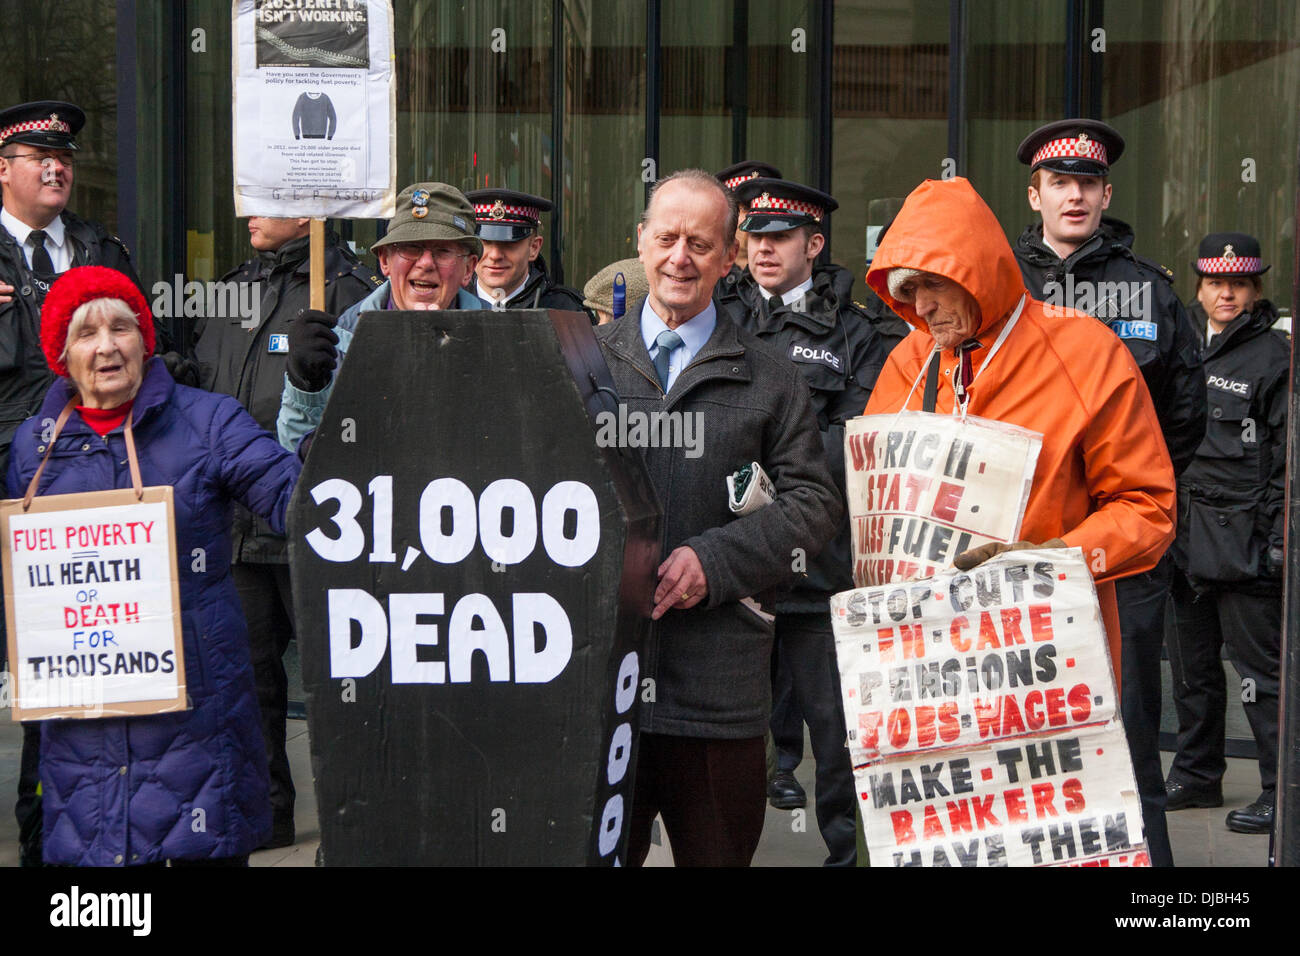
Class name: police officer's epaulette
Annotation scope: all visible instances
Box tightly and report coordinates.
[1132,253,1175,283]
[344,260,382,287]
[106,234,132,259]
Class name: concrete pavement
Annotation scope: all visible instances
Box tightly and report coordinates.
[0,716,1268,867]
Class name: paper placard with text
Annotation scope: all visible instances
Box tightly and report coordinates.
[856,723,1147,867]
[233,0,396,219]
[2,488,186,720]
[831,548,1116,761]
[845,411,1041,587]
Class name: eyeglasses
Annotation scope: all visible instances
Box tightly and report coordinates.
[1,152,75,168]
[388,243,469,266]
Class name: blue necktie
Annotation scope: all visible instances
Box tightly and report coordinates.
[652,329,683,391]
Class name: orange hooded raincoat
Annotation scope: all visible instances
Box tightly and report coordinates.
[863,178,1175,674]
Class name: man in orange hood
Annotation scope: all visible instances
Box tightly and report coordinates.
[862,177,1175,676]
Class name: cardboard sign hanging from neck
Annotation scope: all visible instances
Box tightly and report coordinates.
[845,412,1042,587]
[1,400,186,720]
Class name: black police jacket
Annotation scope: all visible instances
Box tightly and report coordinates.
[193,230,379,562]
[1171,299,1289,590]
[1015,217,1207,475]
[856,282,912,356]
[717,262,887,612]
[0,207,145,474]
[499,256,593,322]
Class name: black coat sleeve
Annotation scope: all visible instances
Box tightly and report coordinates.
[1261,356,1289,553]
[1157,288,1207,476]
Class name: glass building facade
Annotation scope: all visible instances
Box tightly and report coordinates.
[6,0,1295,334]
[3,0,1291,747]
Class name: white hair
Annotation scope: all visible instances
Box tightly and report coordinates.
[887,268,924,302]
[60,297,142,365]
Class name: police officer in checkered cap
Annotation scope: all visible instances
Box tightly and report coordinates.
[715,177,886,866]
[465,188,590,320]
[1166,231,1288,837]
[1012,119,1207,867]
[714,160,782,279]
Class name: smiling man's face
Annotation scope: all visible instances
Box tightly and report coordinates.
[377,241,478,311]
[0,146,74,228]
[637,179,736,328]
[1028,172,1111,256]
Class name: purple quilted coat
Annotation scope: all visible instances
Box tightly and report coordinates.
[6,358,302,865]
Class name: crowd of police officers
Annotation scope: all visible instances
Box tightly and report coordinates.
[0,96,1289,866]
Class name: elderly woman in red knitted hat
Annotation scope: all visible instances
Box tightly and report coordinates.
[6,265,302,866]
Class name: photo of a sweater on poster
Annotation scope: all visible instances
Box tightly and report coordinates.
[292,92,337,139]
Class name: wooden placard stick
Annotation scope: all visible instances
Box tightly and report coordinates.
[310,218,326,310]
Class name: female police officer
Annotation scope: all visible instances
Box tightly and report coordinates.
[1166,233,1288,835]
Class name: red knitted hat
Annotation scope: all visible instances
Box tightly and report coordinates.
[41,266,155,376]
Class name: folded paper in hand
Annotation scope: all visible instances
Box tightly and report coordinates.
[727,461,776,516]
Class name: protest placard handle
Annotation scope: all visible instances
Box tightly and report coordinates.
[22,397,145,509]
[310,218,325,310]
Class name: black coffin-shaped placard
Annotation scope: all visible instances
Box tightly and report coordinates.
[287,309,661,865]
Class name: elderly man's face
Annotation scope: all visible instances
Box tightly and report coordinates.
[637,179,736,327]
[378,241,478,310]
[898,272,981,349]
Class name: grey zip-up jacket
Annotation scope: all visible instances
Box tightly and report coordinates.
[595,301,841,738]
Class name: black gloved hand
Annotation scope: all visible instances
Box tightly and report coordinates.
[287,309,339,392]
[159,351,201,388]
[1266,545,1285,578]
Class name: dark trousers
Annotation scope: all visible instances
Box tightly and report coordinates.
[1168,569,1281,797]
[626,733,766,866]
[233,562,296,819]
[16,722,41,863]
[771,612,857,866]
[770,639,804,773]
[1116,555,1174,867]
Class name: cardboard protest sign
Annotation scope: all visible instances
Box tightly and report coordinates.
[1,489,186,720]
[831,549,1117,761]
[834,548,1148,866]
[845,412,1041,587]
[232,0,395,218]
[288,310,660,865]
[857,724,1146,867]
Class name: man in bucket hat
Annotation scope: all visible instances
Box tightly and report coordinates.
[277,182,488,450]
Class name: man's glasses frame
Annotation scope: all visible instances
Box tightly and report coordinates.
[388,242,471,266]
